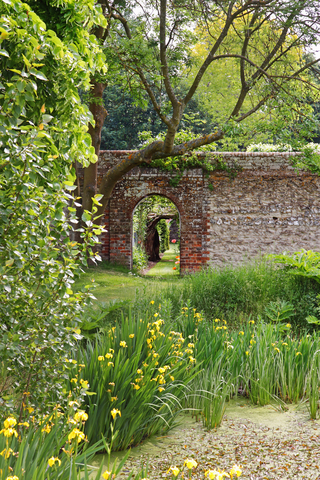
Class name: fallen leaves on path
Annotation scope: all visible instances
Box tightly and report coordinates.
[113,401,320,479]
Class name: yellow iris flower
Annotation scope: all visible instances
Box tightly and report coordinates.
[48,457,61,467]
[110,408,121,419]
[184,458,197,469]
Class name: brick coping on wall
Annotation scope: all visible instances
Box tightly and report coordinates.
[100,150,301,155]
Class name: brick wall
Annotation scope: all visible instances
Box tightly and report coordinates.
[93,150,320,273]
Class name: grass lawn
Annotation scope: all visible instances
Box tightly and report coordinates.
[146,246,180,277]
[75,263,145,303]
[75,253,182,304]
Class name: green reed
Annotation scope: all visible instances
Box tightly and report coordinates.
[74,309,198,450]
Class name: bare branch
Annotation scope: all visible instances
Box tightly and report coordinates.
[235,95,271,122]
[183,2,236,105]
[160,0,179,107]
[287,57,320,79]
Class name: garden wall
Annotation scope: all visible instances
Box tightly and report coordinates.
[94,151,320,273]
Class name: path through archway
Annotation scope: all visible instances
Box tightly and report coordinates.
[132,195,180,275]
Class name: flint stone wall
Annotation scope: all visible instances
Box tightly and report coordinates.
[95,150,320,273]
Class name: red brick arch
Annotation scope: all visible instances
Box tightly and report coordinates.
[101,167,208,273]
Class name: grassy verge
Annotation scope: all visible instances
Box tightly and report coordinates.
[146,246,180,277]
[76,256,320,331]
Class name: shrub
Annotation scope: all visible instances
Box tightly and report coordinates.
[0,0,105,418]
[132,245,149,271]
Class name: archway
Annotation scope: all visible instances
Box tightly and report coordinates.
[132,194,180,274]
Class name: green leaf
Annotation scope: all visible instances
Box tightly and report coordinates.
[5,259,14,267]
[29,68,48,81]
[306,315,320,325]
[42,114,53,123]
[0,49,9,57]
[82,211,91,223]
[91,196,102,206]
[22,54,31,69]
[64,184,77,191]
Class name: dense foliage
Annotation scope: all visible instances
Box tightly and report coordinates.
[0,0,106,418]
[2,1,320,478]
[157,219,170,253]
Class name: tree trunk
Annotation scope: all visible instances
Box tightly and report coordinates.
[144,214,173,261]
[82,80,108,212]
[145,227,160,261]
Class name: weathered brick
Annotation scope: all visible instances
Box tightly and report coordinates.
[78,150,320,273]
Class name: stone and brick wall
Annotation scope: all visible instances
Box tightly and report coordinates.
[92,150,320,273]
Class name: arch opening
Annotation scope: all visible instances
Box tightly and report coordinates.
[132,194,180,275]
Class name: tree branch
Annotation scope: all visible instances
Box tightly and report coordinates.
[249,12,296,84]
[183,2,236,105]
[97,140,164,215]
[160,0,179,107]
[110,8,171,127]
[153,130,224,159]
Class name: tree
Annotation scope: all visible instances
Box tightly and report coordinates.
[15,1,320,224]
[100,84,166,150]
[87,0,320,222]
[0,0,106,417]
[185,19,320,148]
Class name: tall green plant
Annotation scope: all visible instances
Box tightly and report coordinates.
[75,310,198,450]
[0,0,106,419]
[269,250,320,283]
[0,407,144,480]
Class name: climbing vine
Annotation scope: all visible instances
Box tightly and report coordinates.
[139,129,242,188]
[148,153,242,188]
